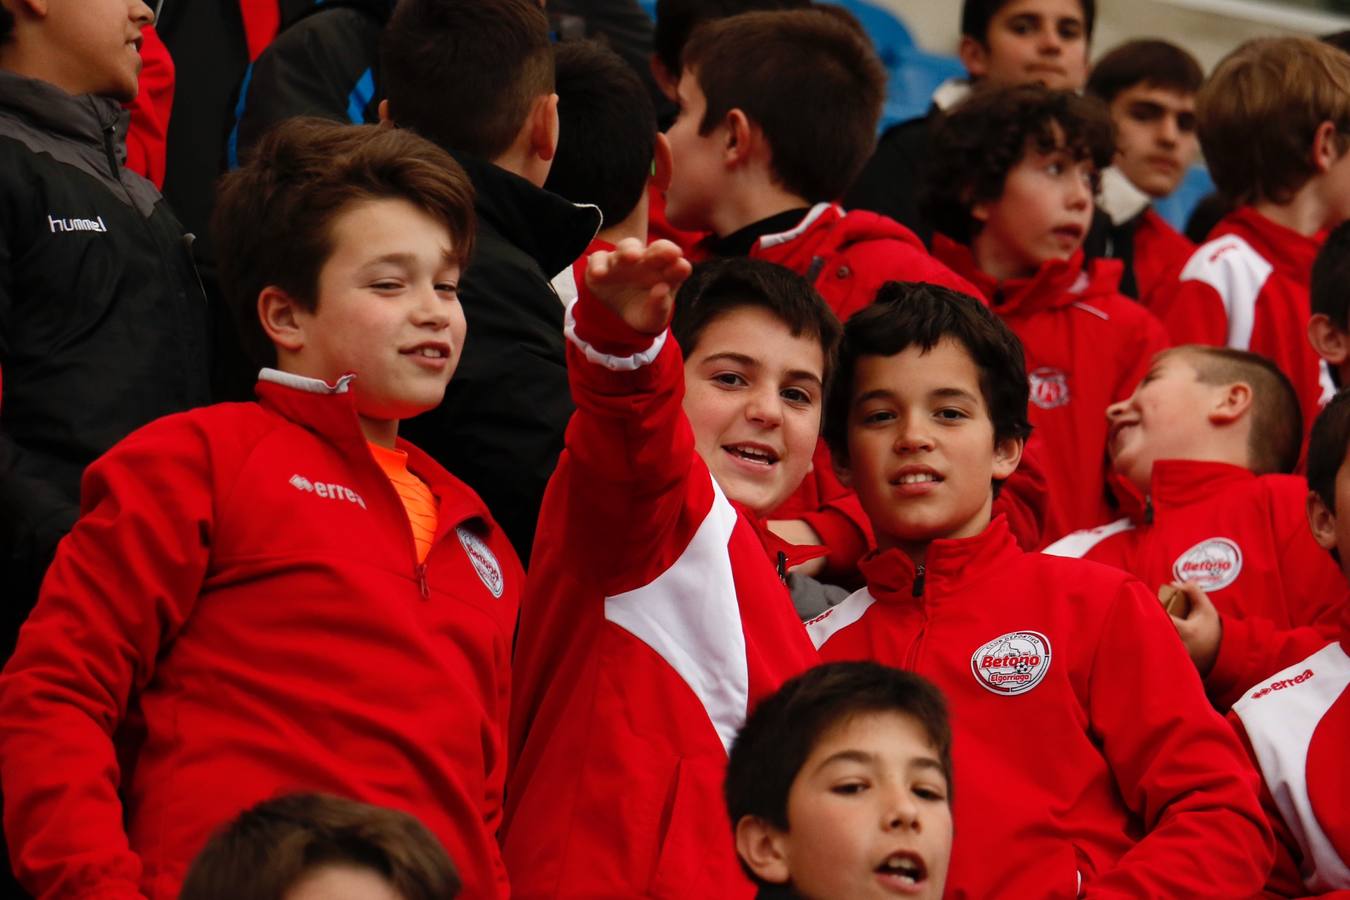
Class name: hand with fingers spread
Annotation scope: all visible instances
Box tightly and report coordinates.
[1165,581,1222,676]
[584,238,692,335]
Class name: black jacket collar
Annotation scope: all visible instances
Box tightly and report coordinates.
[451,149,600,278]
[0,69,127,147]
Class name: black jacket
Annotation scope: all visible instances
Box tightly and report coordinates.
[844,107,940,247]
[400,153,599,563]
[229,0,394,166]
[0,71,210,648]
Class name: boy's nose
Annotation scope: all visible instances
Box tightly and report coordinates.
[131,0,156,25]
[883,789,921,831]
[1036,26,1064,54]
[893,416,935,452]
[1105,398,1130,423]
[745,390,784,427]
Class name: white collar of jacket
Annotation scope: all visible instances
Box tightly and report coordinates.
[1098,166,1153,226]
[258,367,355,394]
[932,77,972,112]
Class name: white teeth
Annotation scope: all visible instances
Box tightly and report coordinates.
[898,473,937,485]
[729,446,776,463]
[418,347,445,358]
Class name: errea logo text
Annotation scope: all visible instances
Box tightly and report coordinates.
[1248,669,1314,701]
[289,474,366,509]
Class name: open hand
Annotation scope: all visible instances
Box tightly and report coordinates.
[584,238,691,335]
[1166,580,1222,677]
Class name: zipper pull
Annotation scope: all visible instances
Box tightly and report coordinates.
[912,564,926,598]
[776,551,788,583]
[417,563,430,600]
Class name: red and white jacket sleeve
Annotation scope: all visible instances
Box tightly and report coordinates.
[561,279,706,591]
[1208,499,1349,710]
[1085,580,1273,897]
[0,418,217,900]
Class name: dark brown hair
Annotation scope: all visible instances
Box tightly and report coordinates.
[178,793,460,900]
[924,84,1114,244]
[1309,388,1350,511]
[822,281,1032,464]
[652,0,810,80]
[1166,345,1303,476]
[1198,37,1350,205]
[381,0,553,160]
[212,118,475,368]
[682,8,886,203]
[961,0,1095,42]
[672,257,841,384]
[1086,39,1203,104]
[725,662,952,885]
[1313,219,1350,330]
[545,40,655,228]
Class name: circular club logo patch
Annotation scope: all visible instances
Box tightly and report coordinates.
[1028,367,1070,410]
[971,631,1052,696]
[1172,538,1242,592]
[457,526,504,598]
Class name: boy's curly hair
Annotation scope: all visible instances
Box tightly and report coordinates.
[923,85,1115,244]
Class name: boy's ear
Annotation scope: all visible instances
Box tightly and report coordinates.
[1308,313,1350,366]
[377,99,393,127]
[723,108,755,168]
[1207,381,1253,426]
[733,816,792,886]
[258,286,307,354]
[1312,120,1346,174]
[652,131,673,193]
[1307,489,1339,553]
[958,35,991,81]
[529,93,560,163]
[992,435,1024,481]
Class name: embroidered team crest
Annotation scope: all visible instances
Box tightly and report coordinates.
[457,527,504,598]
[971,631,1052,696]
[1028,367,1070,409]
[1172,538,1242,591]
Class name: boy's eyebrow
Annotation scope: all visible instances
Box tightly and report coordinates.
[813,749,875,773]
[853,387,980,406]
[699,352,823,388]
[357,251,460,270]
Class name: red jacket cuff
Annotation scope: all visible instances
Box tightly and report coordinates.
[1207,612,1250,709]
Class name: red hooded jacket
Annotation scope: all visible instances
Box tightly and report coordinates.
[934,237,1171,541]
[808,516,1273,898]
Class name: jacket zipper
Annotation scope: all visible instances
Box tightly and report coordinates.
[906,565,927,668]
[416,562,430,600]
[101,122,119,179]
[912,564,926,597]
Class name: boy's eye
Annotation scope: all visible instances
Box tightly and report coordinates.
[935,408,968,422]
[436,282,459,296]
[713,372,748,388]
[781,387,814,405]
[914,784,947,802]
[831,781,868,796]
[1056,19,1084,40]
[1176,112,1198,133]
[861,408,895,425]
[371,280,403,291]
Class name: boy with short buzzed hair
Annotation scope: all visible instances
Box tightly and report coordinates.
[380,0,601,561]
[1085,39,1202,306]
[808,282,1272,897]
[0,119,521,900]
[726,661,954,899]
[846,0,1095,243]
[505,252,833,897]
[1046,346,1347,709]
[926,84,1171,541]
[1157,37,1348,448]
[1229,390,1350,896]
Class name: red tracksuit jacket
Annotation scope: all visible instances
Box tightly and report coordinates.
[0,372,521,900]
[1155,207,1336,447]
[934,237,1171,541]
[1045,460,1348,709]
[1134,207,1194,311]
[502,288,819,897]
[1230,613,1350,897]
[808,516,1273,898]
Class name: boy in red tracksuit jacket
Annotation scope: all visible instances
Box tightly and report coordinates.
[1154,38,1349,444]
[927,84,1171,542]
[1229,392,1350,897]
[0,121,522,900]
[1046,346,1347,709]
[807,282,1273,898]
[504,252,831,897]
[662,10,1045,577]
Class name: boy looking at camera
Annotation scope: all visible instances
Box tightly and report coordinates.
[0,120,521,900]
[505,253,834,897]
[807,282,1271,897]
[926,84,1170,541]
[1229,391,1350,896]
[1085,39,1202,306]
[725,661,954,900]
[1046,346,1346,710]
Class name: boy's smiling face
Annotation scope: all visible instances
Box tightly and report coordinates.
[971,130,1095,280]
[281,197,465,446]
[682,305,825,516]
[840,339,1021,558]
[758,710,953,899]
[42,0,154,101]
